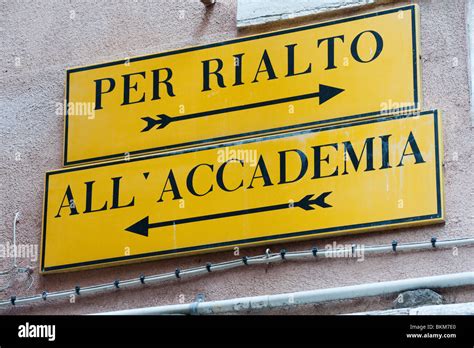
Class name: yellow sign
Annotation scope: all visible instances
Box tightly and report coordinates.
[42,110,443,273]
[64,5,420,166]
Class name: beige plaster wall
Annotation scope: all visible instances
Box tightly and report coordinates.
[0,0,473,314]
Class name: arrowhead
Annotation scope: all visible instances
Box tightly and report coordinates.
[125,216,150,237]
[318,84,344,105]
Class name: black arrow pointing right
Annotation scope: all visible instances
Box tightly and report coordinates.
[141,84,344,132]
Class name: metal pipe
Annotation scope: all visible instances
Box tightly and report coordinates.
[96,272,474,315]
[0,213,20,277]
[1,237,473,309]
[13,212,20,268]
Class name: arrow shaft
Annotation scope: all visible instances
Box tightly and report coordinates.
[149,202,291,229]
[170,91,320,123]
[126,192,332,235]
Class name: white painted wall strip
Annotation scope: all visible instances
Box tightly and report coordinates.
[348,301,474,315]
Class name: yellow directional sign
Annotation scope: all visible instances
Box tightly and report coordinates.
[42,110,443,273]
[64,5,420,166]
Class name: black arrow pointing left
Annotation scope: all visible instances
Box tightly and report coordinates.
[125,191,332,237]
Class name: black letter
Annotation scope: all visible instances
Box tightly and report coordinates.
[152,68,176,100]
[55,186,79,218]
[233,53,245,86]
[380,135,392,169]
[94,78,115,110]
[278,149,308,184]
[285,44,312,77]
[398,132,425,167]
[351,30,383,63]
[121,71,146,106]
[186,163,214,197]
[317,35,344,70]
[110,177,135,209]
[216,159,244,192]
[252,50,277,83]
[83,181,108,213]
[342,138,375,174]
[158,170,183,202]
[248,155,273,189]
[202,58,226,91]
[312,144,339,179]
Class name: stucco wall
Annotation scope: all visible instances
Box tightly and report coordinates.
[236,0,375,27]
[0,0,473,315]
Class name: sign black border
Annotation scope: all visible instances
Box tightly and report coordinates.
[63,4,420,166]
[44,110,442,273]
